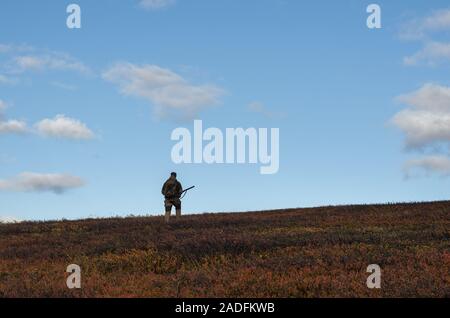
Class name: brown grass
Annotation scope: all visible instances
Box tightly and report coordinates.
[0,201,449,297]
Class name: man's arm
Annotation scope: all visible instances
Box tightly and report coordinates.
[161,182,167,195]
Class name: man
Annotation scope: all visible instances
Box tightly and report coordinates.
[161,172,183,223]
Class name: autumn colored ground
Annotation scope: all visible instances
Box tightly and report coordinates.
[0,201,449,298]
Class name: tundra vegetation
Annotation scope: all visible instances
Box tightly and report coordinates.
[0,201,449,297]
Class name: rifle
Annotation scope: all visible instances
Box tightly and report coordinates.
[180,186,195,199]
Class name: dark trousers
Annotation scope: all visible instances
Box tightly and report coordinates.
[164,198,181,223]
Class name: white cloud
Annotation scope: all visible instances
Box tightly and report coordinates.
[396,83,450,113]
[50,81,77,91]
[0,120,28,134]
[0,99,28,134]
[404,155,450,178]
[0,43,34,54]
[422,9,450,32]
[0,103,93,139]
[404,41,450,66]
[400,9,450,66]
[392,83,450,150]
[400,9,450,40]
[0,99,6,114]
[11,54,90,75]
[103,63,224,119]
[392,110,450,149]
[14,56,44,70]
[0,43,90,76]
[0,74,17,85]
[392,84,450,177]
[35,115,95,140]
[0,172,85,194]
[139,0,175,10]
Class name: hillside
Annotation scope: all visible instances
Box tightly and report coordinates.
[0,201,449,297]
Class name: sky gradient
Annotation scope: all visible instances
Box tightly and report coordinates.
[1,0,450,222]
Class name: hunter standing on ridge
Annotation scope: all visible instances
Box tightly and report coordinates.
[161,172,183,223]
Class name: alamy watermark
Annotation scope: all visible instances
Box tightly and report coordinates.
[171,120,279,175]
[366,264,381,289]
[366,4,381,29]
[66,264,81,289]
[66,3,380,30]
[66,4,81,29]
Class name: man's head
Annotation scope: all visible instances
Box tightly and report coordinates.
[170,172,177,179]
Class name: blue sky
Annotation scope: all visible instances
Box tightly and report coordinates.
[1,0,450,222]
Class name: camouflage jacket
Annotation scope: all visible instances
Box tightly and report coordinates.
[161,178,183,199]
